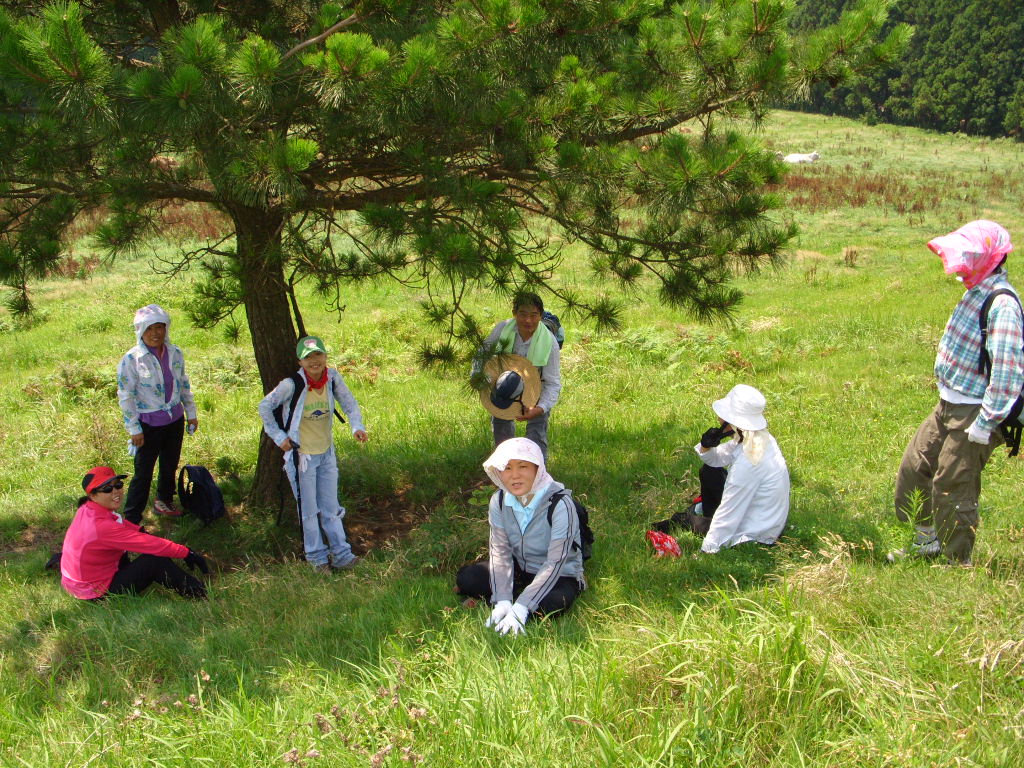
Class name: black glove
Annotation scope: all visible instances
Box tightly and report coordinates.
[183,548,210,575]
[44,549,62,571]
[700,426,725,448]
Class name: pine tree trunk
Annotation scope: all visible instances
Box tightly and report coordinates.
[230,205,299,509]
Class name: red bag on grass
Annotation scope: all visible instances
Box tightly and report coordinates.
[646,530,681,557]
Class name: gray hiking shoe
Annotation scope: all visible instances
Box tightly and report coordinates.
[331,556,361,571]
[887,532,941,562]
[312,563,332,575]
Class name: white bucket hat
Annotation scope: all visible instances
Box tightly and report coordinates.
[712,384,768,432]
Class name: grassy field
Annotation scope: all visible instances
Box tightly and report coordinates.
[2,110,1024,767]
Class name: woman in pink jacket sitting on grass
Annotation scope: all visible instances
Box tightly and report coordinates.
[60,466,210,601]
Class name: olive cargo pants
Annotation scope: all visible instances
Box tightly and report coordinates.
[895,400,999,563]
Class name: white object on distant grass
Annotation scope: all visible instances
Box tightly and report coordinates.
[782,151,820,164]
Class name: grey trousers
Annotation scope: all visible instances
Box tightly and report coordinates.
[492,411,550,460]
[895,400,999,563]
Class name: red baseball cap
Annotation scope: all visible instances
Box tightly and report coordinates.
[82,466,128,493]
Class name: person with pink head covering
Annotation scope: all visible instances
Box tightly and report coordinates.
[454,438,586,635]
[892,220,1024,565]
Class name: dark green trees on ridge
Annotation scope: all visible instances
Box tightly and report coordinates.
[0,1,905,501]
[790,0,1024,138]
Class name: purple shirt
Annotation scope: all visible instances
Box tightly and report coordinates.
[139,343,185,427]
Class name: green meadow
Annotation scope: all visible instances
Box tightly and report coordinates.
[2,110,1023,766]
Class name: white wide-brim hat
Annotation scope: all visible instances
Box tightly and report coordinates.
[479,353,542,419]
[712,384,768,432]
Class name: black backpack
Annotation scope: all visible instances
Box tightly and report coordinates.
[498,489,593,560]
[978,288,1024,456]
[176,465,226,525]
[542,311,565,348]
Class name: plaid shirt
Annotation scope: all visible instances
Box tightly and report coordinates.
[935,271,1024,432]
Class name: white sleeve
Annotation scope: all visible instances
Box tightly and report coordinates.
[537,339,561,413]
[694,441,737,468]
[257,377,296,446]
[177,351,198,420]
[487,494,514,604]
[116,354,142,435]
[331,371,365,434]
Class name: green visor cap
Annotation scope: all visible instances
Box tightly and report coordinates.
[297,336,327,359]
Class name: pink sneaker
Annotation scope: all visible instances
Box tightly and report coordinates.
[153,499,182,517]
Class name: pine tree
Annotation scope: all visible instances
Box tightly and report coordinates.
[0,0,906,504]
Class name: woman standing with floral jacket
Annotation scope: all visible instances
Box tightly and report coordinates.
[117,304,198,523]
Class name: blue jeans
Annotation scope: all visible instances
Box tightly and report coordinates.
[283,446,356,567]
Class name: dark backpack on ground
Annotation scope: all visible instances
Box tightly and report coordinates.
[978,288,1024,456]
[177,465,226,525]
[498,488,593,560]
[542,311,565,348]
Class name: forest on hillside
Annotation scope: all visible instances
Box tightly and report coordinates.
[790,0,1024,138]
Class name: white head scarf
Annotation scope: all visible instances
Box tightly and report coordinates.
[483,438,552,503]
[133,304,172,346]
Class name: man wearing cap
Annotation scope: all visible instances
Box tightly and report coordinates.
[258,335,367,572]
[117,304,199,522]
[476,292,561,458]
[892,220,1023,565]
[60,466,209,600]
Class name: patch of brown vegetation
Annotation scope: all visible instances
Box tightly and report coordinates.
[772,166,943,214]
[65,200,230,243]
[345,491,431,556]
[0,524,63,559]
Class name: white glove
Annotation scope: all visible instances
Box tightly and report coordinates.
[485,600,513,628]
[966,422,992,445]
[494,603,530,636]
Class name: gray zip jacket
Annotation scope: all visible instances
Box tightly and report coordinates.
[487,481,586,611]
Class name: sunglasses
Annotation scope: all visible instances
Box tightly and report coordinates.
[94,481,124,493]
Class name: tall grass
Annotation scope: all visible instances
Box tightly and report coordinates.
[1,111,1024,766]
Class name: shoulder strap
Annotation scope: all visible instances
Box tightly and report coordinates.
[546,490,568,524]
[283,372,305,432]
[177,466,188,501]
[498,489,505,508]
[978,289,1024,376]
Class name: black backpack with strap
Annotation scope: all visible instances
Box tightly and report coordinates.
[498,488,594,560]
[978,288,1024,456]
[176,465,226,525]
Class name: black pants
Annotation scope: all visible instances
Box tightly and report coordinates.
[650,464,729,534]
[105,554,206,599]
[123,417,185,524]
[699,464,728,518]
[455,560,580,617]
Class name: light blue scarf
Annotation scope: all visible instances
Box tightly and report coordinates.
[506,480,552,531]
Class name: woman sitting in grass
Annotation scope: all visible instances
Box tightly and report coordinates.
[693,384,790,554]
[455,438,586,635]
[60,466,210,601]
